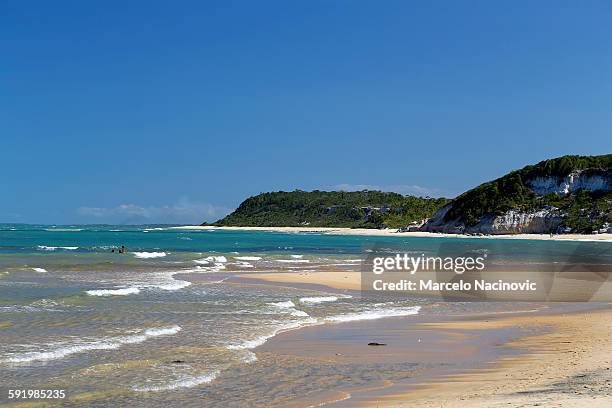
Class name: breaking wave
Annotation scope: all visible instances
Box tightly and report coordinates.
[3,325,182,363]
[227,319,316,351]
[86,287,141,297]
[267,301,310,317]
[299,296,338,304]
[132,252,167,259]
[37,246,79,251]
[133,370,219,392]
[326,306,421,323]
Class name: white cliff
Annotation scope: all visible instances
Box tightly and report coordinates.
[527,170,611,196]
[421,205,563,234]
[421,169,610,234]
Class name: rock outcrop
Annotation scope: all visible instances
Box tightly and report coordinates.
[421,155,611,234]
[422,206,564,234]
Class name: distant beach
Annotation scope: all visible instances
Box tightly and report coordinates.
[172,225,612,242]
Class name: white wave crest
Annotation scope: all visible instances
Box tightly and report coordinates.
[3,325,182,363]
[290,309,310,317]
[143,326,182,336]
[299,296,338,304]
[267,301,309,317]
[326,306,421,323]
[189,262,226,272]
[268,301,296,308]
[132,252,167,259]
[133,370,219,392]
[37,246,78,251]
[86,287,141,296]
[31,268,47,273]
[234,256,262,261]
[206,256,227,263]
[227,319,316,351]
[193,255,227,265]
[152,280,192,291]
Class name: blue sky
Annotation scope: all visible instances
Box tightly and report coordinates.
[2,1,611,224]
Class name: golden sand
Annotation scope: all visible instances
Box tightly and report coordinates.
[172,225,612,242]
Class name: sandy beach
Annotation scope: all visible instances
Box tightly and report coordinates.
[172,225,612,242]
[239,270,612,407]
[240,271,362,290]
[386,308,612,408]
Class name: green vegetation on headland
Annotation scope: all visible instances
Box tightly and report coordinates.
[207,155,611,234]
[212,190,450,229]
[441,154,612,233]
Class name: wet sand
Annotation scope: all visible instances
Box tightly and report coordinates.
[237,271,612,407]
[257,305,612,407]
[172,225,612,242]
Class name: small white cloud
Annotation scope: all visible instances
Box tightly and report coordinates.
[332,183,441,197]
[77,199,232,224]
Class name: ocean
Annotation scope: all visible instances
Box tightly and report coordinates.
[0,225,610,406]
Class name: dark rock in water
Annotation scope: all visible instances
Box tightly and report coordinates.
[367,342,386,346]
[171,360,186,364]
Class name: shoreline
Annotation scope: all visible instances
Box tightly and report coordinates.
[172,225,612,242]
[236,272,612,407]
[255,299,612,407]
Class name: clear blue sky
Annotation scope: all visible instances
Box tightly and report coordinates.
[2,1,611,224]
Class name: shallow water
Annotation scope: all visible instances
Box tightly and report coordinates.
[0,225,610,406]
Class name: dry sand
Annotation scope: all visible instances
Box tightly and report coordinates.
[240,271,362,290]
[172,225,612,242]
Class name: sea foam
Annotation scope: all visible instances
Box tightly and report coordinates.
[37,246,78,251]
[132,252,167,259]
[86,287,141,296]
[326,306,421,322]
[299,296,339,304]
[133,370,219,392]
[234,256,262,261]
[226,319,316,351]
[267,301,310,317]
[3,325,182,363]
[155,280,192,291]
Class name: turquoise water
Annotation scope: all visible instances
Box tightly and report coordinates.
[0,225,610,406]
